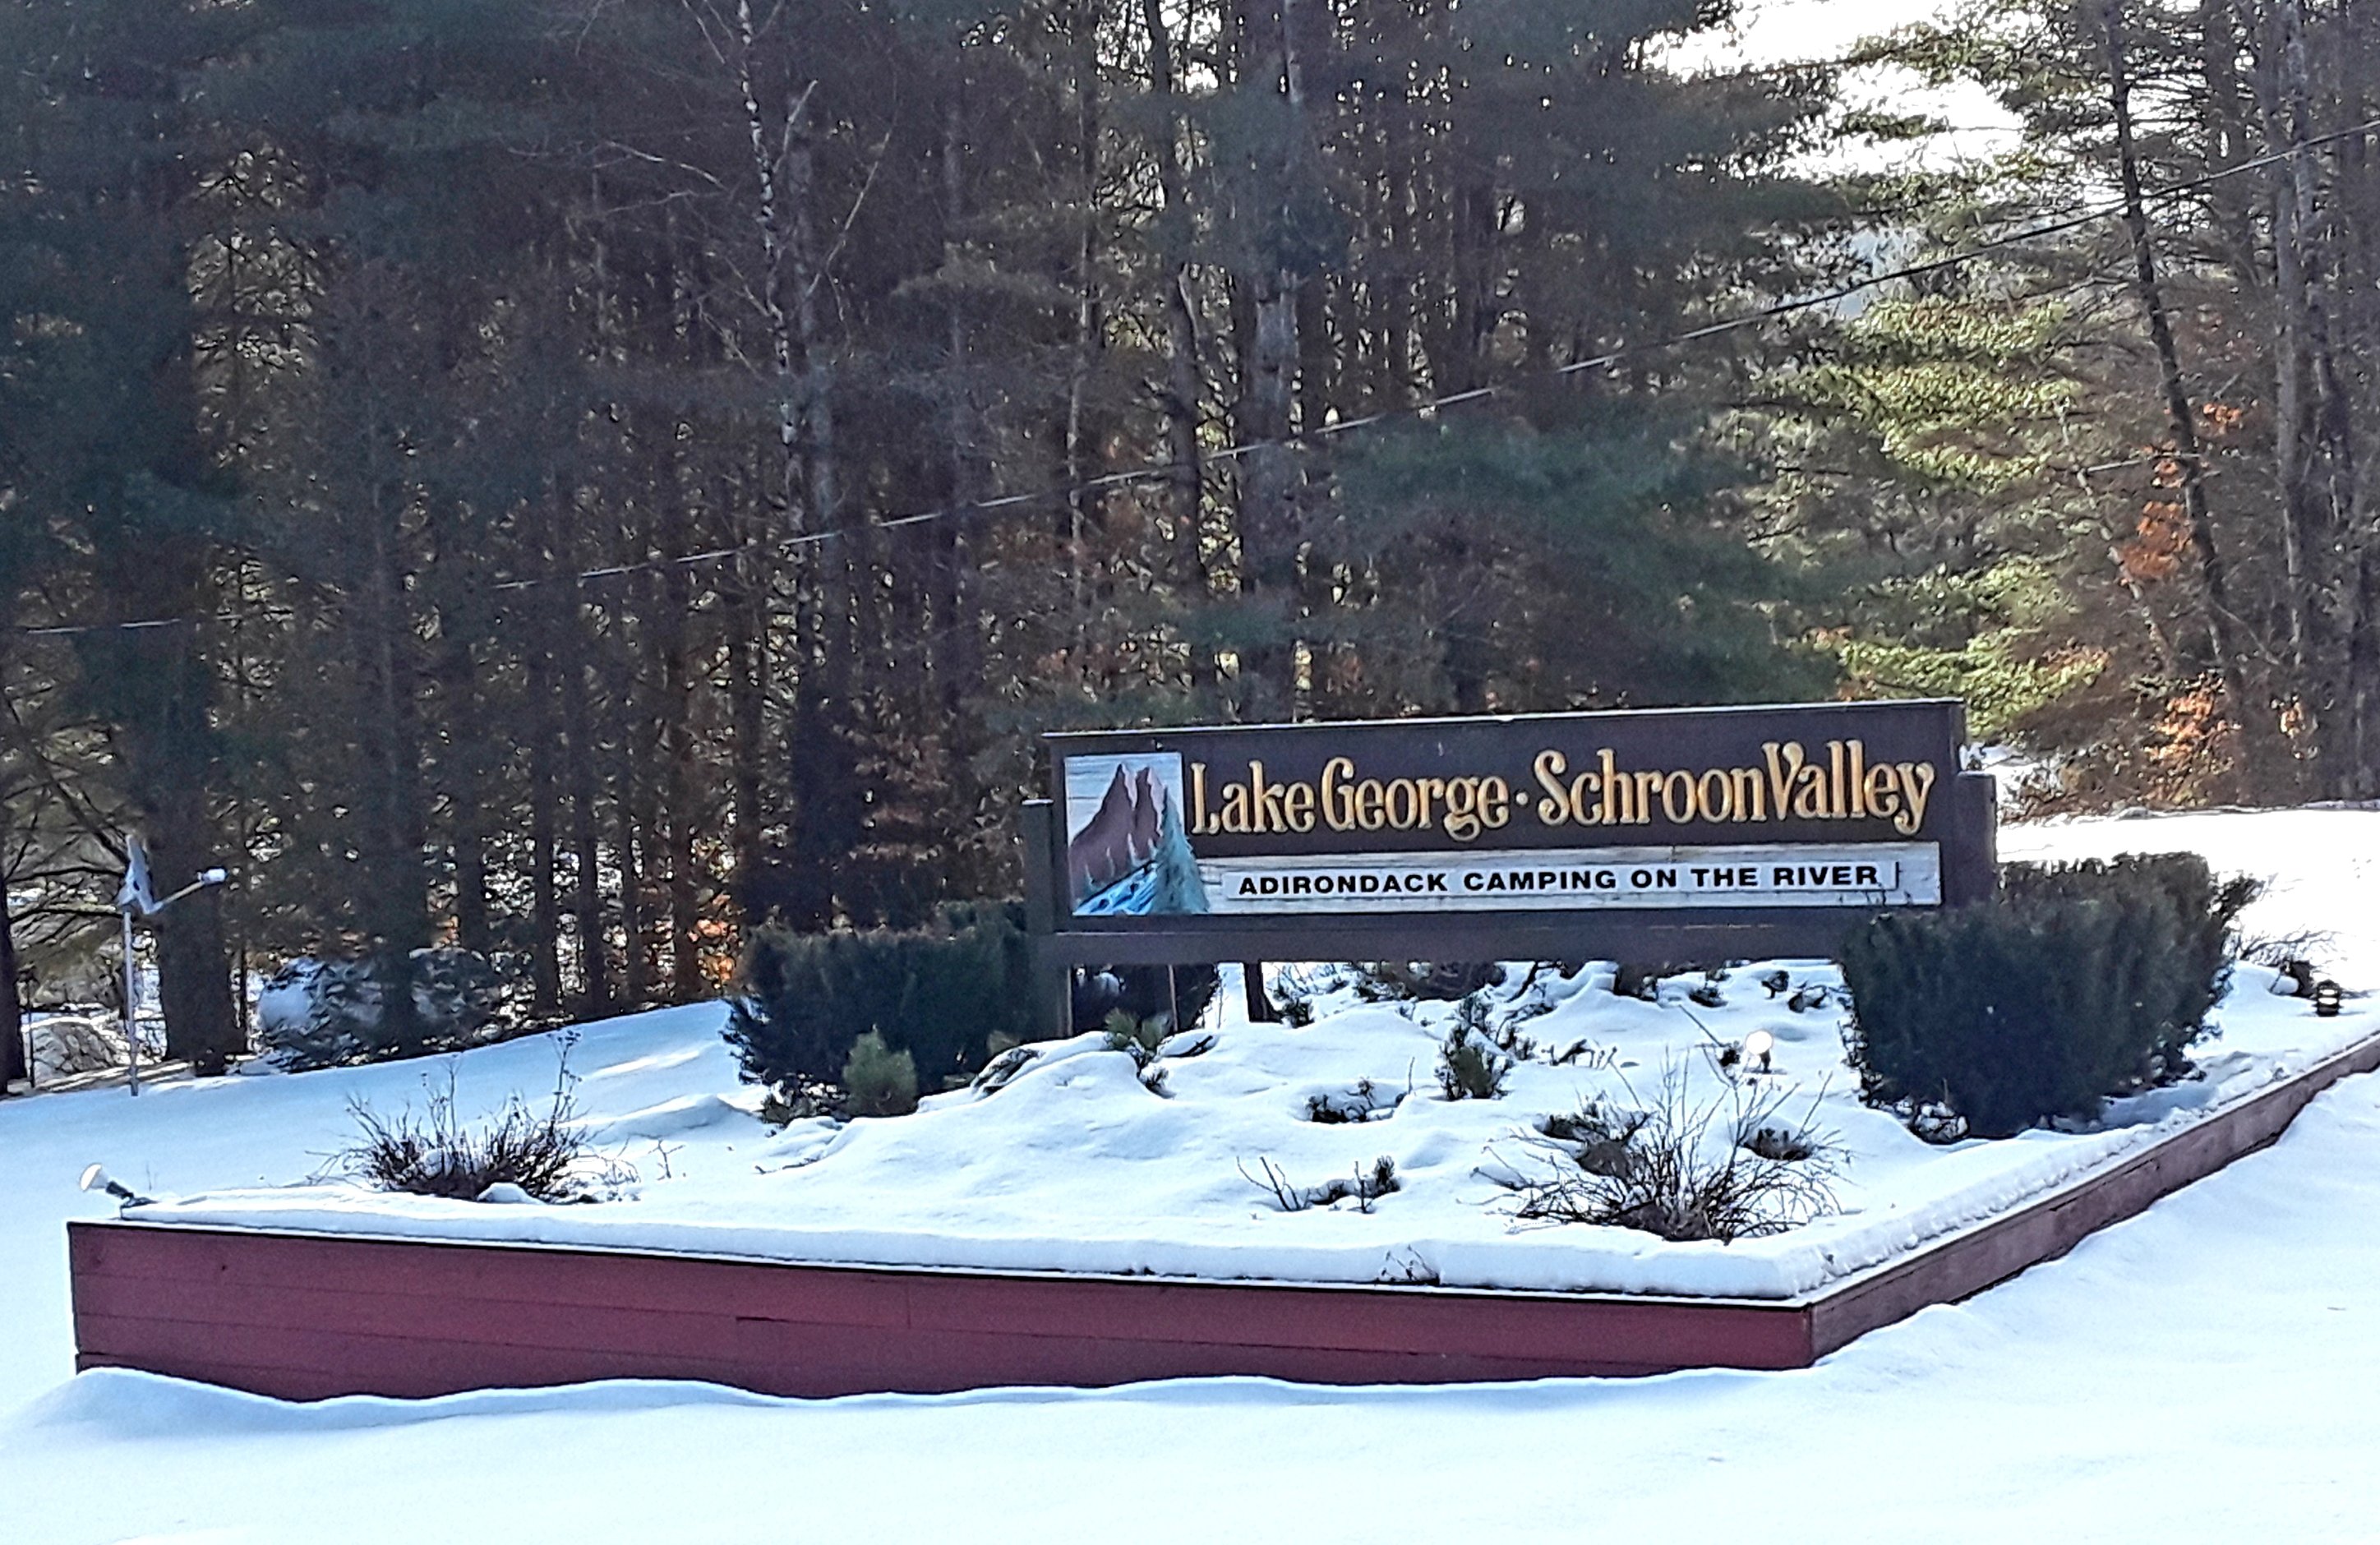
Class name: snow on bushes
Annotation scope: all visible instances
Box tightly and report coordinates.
[23,1012,135,1082]
[256,948,502,1069]
[726,901,1041,1099]
[1841,852,2258,1138]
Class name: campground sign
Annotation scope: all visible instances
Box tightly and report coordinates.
[1021,699,1996,973]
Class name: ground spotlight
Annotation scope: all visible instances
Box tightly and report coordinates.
[78,1164,150,1206]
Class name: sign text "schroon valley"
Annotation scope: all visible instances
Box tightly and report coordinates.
[1188,738,1939,843]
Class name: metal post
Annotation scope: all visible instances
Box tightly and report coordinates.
[122,907,140,1097]
[1243,961,1276,1022]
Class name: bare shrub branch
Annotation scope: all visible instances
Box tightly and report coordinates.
[1500,1068,1839,1243]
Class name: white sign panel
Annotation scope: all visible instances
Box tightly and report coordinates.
[1195,842,1940,915]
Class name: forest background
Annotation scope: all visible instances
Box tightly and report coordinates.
[4,0,2377,1076]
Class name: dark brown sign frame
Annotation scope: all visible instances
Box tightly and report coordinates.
[1022,699,1995,1004]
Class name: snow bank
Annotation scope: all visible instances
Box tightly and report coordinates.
[115,809,2380,1301]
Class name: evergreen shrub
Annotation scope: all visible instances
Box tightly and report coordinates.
[841,1031,920,1117]
[257,948,504,1069]
[1435,994,1512,1099]
[726,900,1038,1099]
[1840,854,2258,1138]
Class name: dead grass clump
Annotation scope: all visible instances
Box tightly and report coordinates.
[1239,1155,1401,1214]
[1502,1072,1838,1243]
[332,1046,632,1202]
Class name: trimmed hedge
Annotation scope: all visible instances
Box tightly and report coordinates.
[1840,853,2258,1139]
[2001,854,2259,1077]
[726,901,1040,1097]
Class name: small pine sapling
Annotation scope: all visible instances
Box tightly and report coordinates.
[1103,1009,1174,1095]
[842,1032,920,1117]
[1436,994,1512,1100]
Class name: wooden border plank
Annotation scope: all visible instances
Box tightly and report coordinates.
[1807,1026,2380,1356]
[67,1031,2380,1400]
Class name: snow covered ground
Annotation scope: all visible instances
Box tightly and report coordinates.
[2,808,2378,1541]
[90,813,2380,1303]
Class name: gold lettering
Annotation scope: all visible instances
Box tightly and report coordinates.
[1415,777,1446,832]
[1281,782,1316,832]
[1762,741,1803,816]
[1895,762,1936,834]
[1191,762,1211,834]
[1479,776,1511,830]
[1354,779,1387,831]
[1442,777,1477,840]
[1601,748,1626,824]
[1246,760,1289,832]
[1534,750,1571,826]
[1729,766,1765,822]
[1661,769,1696,823]
[1792,762,1830,819]
[1862,763,1903,823]
[1696,768,1734,823]
[1320,757,1357,831]
[1574,772,1603,825]
[1847,740,1869,819]
[1632,771,1663,825]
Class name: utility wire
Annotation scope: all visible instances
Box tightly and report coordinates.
[16,113,2380,640]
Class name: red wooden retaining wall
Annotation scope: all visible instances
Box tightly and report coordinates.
[71,1028,2380,1402]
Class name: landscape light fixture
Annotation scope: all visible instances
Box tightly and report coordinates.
[77,1164,150,1207]
[1743,1028,1775,1074]
[2313,980,2343,1019]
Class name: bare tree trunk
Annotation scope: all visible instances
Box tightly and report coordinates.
[0,884,24,1090]
[2105,0,2264,794]
[933,85,993,891]
[1144,0,1210,614]
[564,627,611,1018]
[723,496,768,905]
[1234,0,1309,721]
[1063,0,1105,641]
[149,786,238,1072]
[439,614,494,958]
[2244,0,2327,704]
[527,574,565,1017]
[782,78,861,934]
[2279,0,2373,792]
[616,651,651,1008]
[656,482,703,1002]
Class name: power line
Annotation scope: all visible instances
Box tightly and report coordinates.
[16,113,2380,640]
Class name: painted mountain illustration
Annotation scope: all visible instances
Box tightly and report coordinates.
[1068,760,1209,916]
